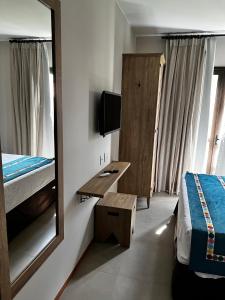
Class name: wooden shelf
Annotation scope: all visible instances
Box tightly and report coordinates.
[77,161,130,198]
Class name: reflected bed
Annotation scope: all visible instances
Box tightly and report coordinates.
[2,153,55,213]
[2,153,56,241]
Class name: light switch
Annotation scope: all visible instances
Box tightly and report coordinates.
[100,155,104,165]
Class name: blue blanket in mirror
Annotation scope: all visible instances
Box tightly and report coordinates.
[3,156,54,183]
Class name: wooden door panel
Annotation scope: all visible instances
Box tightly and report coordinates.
[119,54,163,197]
[118,161,151,197]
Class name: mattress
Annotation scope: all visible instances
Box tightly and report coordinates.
[2,154,55,213]
[176,174,223,279]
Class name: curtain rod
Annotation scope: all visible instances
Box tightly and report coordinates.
[162,32,225,40]
[9,39,52,43]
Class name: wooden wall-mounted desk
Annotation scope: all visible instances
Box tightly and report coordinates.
[77,161,137,248]
[77,161,130,199]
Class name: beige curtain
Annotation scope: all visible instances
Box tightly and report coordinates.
[155,38,215,195]
[10,42,54,157]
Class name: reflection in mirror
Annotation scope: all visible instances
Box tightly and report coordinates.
[0,0,57,283]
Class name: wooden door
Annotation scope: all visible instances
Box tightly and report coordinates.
[118,54,164,197]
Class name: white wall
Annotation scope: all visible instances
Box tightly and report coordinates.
[14,1,135,300]
[0,42,15,153]
[215,37,225,66]
[136,36,165,54]
[136,36,225,66]
[111,3,136,161]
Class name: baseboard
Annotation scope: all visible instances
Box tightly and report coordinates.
[54,239,93,300]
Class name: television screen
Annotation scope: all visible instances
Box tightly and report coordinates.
[99,91,121,137]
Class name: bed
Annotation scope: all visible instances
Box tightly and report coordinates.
[2,153,56,240]
[173,172,225,299]
[2,153,55,213]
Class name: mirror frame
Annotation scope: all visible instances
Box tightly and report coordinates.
[0,0,63,298]
[0,142,11,300]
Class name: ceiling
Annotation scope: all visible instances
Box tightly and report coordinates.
[118,0,225,35]
[1,0,225,40]
[0,0,51,41]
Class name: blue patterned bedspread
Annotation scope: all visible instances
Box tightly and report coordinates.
[3,156,53,183]
[186,172,225,276]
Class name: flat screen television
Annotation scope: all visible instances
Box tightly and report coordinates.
[99,91,122,137]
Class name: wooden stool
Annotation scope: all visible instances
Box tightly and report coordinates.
[95,192,137,247]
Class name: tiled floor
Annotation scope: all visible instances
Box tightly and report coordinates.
[61,193,178,300]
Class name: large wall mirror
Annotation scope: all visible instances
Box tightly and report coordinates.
[0,0,63,298]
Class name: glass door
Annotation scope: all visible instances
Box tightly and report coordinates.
[207,67,225,174]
